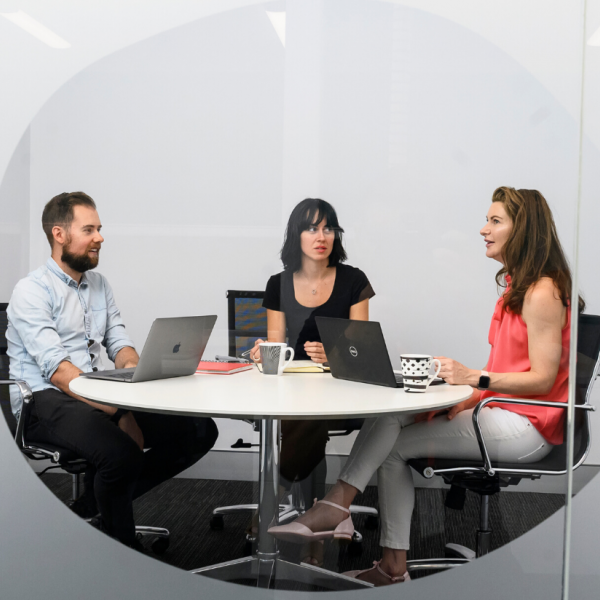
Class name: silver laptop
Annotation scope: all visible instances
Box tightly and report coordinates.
[82,315,217,383]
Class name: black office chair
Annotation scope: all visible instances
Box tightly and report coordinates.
[406,313,600,574]
[226,290,268,358]
[0,303,170,554]
[0,305,19,436]
[209,291,378,550]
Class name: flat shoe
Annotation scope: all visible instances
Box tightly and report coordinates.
[300,540,324,568]
[343,561,410,586]
[268,500,354,543]
[301,556,325,568]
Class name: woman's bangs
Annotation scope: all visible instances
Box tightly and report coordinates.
[295,199,343,234]
[300,205,326,231]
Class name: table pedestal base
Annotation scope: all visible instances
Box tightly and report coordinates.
[193,418,371,590]
[191,556,372,590]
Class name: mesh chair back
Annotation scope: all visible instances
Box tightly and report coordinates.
[227,291,267,357]
[0,303,7,355]
[0,303,18,436]
[576,314,600,403]
[569,314,600,466]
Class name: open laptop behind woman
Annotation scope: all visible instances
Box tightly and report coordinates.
[249,198,374,563]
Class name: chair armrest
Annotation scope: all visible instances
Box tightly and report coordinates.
[477,397,595,411]
[0,379,34,452]
[328,430,354,437]
[472,396,595,475]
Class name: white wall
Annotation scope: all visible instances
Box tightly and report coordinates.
[2,0,599,461]
[0,128,30,301]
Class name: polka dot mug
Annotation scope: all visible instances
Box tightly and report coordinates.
[400,354,442,393]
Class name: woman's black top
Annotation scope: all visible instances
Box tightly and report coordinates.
[262,264,375,361]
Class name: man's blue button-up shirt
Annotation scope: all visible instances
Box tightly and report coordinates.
[6,258,135,418]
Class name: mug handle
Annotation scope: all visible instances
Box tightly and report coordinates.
[279,347,295,374]
[425,359,442,389]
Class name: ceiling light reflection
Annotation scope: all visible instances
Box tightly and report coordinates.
[1,10,70,49]
[587,25,600,46]
[266,11,285,47]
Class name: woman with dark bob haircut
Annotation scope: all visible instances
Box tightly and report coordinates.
[250,198,375,563]
[269,187,584,585]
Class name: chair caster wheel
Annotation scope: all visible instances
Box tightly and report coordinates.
[151,537,170,555]
[210,515,224,530]
[365,515,379,530]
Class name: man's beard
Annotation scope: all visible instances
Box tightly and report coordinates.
[61,241,99,273]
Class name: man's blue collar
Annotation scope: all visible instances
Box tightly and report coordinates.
[46,257,88,288]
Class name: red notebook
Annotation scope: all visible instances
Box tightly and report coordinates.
[196,361,253,375]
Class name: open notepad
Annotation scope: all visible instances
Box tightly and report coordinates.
[256,360,330,374]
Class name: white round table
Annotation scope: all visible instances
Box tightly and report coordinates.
[69,368,470,419]
[71,369,472,591]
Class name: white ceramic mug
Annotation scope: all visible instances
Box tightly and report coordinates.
[400,354,442,393]
[259,342,295,375]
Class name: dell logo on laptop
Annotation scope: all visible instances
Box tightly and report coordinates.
[349,346,358,357]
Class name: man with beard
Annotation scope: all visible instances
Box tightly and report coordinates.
[6,191,218,549]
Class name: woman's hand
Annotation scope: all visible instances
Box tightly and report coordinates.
[445,389,482,419]
[414,389,481,423]
[435,356,479,386]
[250,339,264,362]
[445,398,474,420]
[414,402,471,424]
[304,341,327,364]
[414,409,447,423]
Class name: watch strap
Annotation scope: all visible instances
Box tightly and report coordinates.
[478,370,491,390]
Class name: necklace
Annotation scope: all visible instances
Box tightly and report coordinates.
[302,272,328,295]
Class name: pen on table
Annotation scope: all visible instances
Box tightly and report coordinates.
[241,347,260,361]
[214,355,251,364]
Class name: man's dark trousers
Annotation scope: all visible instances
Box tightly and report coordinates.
[26,388,218,544]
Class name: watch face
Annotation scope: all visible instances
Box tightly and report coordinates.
[479,375,491,389]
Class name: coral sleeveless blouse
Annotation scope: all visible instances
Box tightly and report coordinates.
[480,277,571,445]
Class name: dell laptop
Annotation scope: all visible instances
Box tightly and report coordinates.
[82,315,217,383]
[316,317,443,389]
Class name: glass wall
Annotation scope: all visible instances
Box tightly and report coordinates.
[565,1,600,598]
[0,1,596,599]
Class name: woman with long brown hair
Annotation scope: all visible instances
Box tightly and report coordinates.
[268,187,583,586]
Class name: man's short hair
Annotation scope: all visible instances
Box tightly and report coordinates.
[41,192,97,248]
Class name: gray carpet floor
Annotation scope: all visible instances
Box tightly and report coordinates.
[41,474,564,590]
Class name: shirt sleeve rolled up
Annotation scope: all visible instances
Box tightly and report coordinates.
[8,280,70,382]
